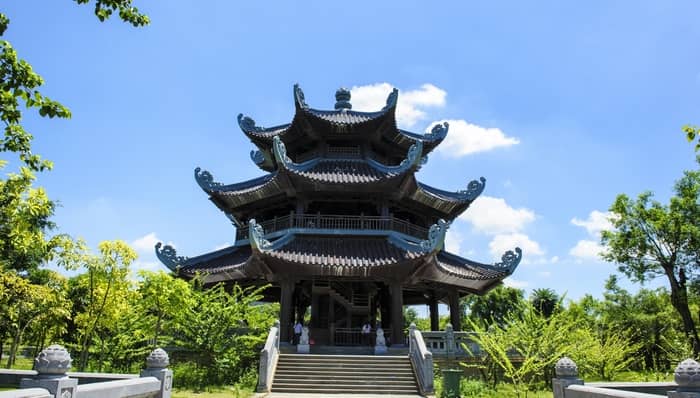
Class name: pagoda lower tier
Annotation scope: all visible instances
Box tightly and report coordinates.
[155,219,520,345]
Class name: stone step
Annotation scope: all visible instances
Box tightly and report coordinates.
[270,387,421,395]
[271,382,419,392]
[277,362,411,368]
[279,354,407,360]
[274,375,416,382]
[273,378,416,386]
[276,366,413,374]
[275,367,413,377]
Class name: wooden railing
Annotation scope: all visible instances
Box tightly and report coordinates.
[236,214,429,241]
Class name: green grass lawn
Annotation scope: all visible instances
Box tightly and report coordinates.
[172,387,253,398]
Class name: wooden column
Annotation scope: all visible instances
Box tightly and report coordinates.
[448,289,461,332]
[311,292,320,328]
[328,294,335,346]
[279,279,295,343]
[429,292,439,331]
[390,281,404,346]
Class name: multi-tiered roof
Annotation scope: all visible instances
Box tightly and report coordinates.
[156,85,520,298]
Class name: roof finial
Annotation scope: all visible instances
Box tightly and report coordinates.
[335,87,352,110]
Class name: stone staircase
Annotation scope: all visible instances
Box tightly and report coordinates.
[271,354,421,395]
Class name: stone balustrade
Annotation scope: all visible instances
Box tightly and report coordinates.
[0,345,172,398]
[552,357,700,398]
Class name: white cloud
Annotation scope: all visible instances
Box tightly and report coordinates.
[504,278,529,289]
[571,210,614,237]
[489,233,544,261]
[351,83,446,128]
[550,256,560,264]
[460,196,536,235]
[434,119,519,157]
[445,230,463,255]
[569,240,605,261]
[131,232,160,253]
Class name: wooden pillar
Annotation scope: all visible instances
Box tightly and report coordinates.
[279,279,295,343]
[311,292,320,328]
[390,281,404,346]
[328,294,335,346]
[429,292,439,331]
[448,289,461,332]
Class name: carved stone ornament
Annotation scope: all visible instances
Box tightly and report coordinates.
[146,348,170,369]
[419,219,450,253]
[250,150,265,165]
[300,327,310,345]
[383,88,399,110]
[335,87,352,110]
[272,136,291,166]
[34,345,72,376]
[155,242,187,271]
[495,247,522,270]
[675,358,700,388]
[249,219,272,251]
[237,113,263,132]
[194,167,224,192]
[424,122,449,141]
[457,177,486,201]
[555,357,579,378]
[294,83,309,109]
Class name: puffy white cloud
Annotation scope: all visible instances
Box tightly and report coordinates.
[569,240,605,261]
[571,210,614,237]
[489,233,544,261]
[445,230,463,255]
[504,278,529,289]
[351,83,446,128]
[460,196,536,235]
[131,232,160,253]
[434,119,520,158]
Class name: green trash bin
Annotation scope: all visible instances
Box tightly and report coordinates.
[441,369,462,398]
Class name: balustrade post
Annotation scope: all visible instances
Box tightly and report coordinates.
[552,357,583,398]
[445,323,456,360]
[140,348,173,398]
[669,359,700,397]
[20,345,78,398]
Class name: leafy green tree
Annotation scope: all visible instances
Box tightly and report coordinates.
[530,288,559,318]
[601,169,700,356]
[462,285,526,328]
[137,270,193,348]
[465,299,574,397]
[172,281,276,388]
[1,2,147,172]
[62,240,137,370]
[684,125,700,152]
[570,327,641,381]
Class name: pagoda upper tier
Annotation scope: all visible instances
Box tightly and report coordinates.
[240,85,449,172]
[196,86,485,226]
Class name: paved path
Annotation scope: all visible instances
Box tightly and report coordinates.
[258,394,425,398]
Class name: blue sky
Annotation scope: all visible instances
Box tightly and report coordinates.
[4,1,700,301]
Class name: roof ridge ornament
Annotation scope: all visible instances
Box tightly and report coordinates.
[382,88,399,111]
[272,136,320,172]
[237,113,264,133]
[419,219,450,253]
[495,247,522,271]
[195,167,224,192]
[249,219,273,251]
[335,87,352,110]
[425,122,449,141]
[366,140,424,174]
[155,242,188,271]
[294,83,309,109]
[457,177,486,200]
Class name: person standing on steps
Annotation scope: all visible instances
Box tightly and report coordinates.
[293,320,303,345]
[361,321,371,346]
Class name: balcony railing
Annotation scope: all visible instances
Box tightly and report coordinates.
[235,214,429,242]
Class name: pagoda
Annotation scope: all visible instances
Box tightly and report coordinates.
[155,85,521,345]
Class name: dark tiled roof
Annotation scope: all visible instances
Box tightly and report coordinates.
[306,109,387,125]
[216,173,276,194]
[435,251,511,280]
[181,245,252,274]
[242,124,290,138]
[289,159,405,183]
[265,236,423,267]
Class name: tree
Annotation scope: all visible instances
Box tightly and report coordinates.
[684,125,700,152]
[1,2,148,172]
[137,270,192,348]
[462,285,526,328]
[530,288,560,318]
[601,169,700,356]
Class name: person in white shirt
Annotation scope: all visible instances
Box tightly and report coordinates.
[293,321,303,345]
[361,321,371,346]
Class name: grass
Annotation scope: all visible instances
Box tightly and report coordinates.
[172,386,253,398]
